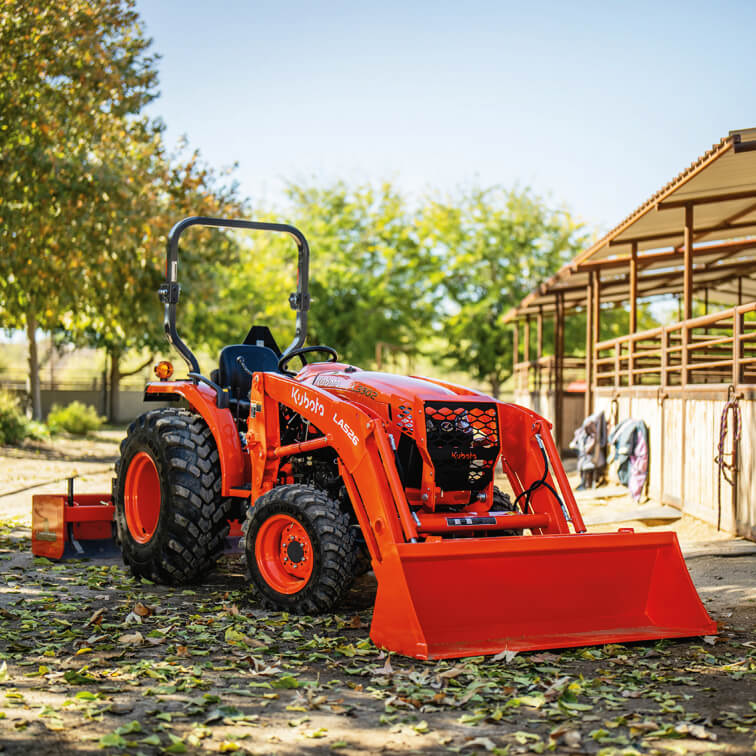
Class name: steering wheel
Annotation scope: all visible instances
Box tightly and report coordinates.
[278,345,339,374]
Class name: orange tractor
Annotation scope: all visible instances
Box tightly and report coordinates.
[33,217,715,659]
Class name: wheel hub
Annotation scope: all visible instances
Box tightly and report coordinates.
[286,540,305,563]
[255,514,314,594]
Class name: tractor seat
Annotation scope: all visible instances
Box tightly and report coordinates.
[218,344,280,399]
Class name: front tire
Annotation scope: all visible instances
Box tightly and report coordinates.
[244,485,356,613]
[493,486,523,536]
[114,409,231,584]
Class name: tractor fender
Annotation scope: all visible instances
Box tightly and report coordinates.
[145,381,245,494]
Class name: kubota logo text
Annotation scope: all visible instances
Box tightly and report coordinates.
[452,451,475,460]
[291,387,325,417]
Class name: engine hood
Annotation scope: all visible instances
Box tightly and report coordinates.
[297,364,492,406]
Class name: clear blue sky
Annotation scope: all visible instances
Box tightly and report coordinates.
[135,0,756,235]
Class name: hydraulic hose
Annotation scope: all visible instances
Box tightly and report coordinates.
[513,434,567,518]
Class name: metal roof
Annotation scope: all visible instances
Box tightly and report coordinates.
[506,128,756,321]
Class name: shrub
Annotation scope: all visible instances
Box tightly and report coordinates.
[47,401,105,436]
[0,390,33,445]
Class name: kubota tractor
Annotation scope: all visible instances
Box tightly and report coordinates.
[32,217,716,659]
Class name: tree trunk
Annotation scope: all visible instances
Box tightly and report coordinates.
[26,311,42,420]
[489,375,500,399]
[108,349,121,424]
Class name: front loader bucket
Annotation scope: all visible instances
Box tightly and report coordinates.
[370,531,716,660]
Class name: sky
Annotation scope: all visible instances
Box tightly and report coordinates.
[135,0,756,237]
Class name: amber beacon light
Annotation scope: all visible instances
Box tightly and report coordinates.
[154,361,174,381]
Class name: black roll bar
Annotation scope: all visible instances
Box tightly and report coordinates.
[159,216,311,376]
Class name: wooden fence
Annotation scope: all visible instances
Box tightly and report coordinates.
[595,302,756,389]
[513,356,585,393]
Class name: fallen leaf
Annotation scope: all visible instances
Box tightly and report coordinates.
[461,736,497,751]
[133,602,152,617]
[119,631,144,646]
[303,727,327,739]
[86,608,104,626]
[544,676,570,702]
[438,664,467,680]
[115,720,142,735]
[530,652,561,663]
[380,656,394,676]
[99,733,126,747]
[491,649,517,663]
[674,723,717,740]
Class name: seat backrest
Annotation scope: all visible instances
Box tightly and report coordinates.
[218,344,279,397]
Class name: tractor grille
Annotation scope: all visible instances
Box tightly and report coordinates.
[423,401,500,491]
[396,404,414,436]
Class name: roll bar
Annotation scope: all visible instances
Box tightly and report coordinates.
[159,216,311,375]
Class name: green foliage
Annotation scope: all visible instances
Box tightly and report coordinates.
[420,187,587,396]
[0,390,32,445]
[0,0,246,416]
[47,401,105,436]
[0,0,159,330]
[192,182,440,368]
[287,182,441,365]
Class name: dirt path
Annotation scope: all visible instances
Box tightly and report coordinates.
[0,437,754,754]
[0,431,123,522]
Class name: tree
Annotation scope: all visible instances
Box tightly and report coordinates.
[186,181,444,368]
[282,182,442,365]
[421,187,586,397]
[66,142,247,421]
[0,0,158,418]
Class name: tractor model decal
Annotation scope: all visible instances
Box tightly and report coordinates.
[333,412,359,446]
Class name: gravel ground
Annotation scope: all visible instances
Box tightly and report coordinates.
[0,434,754,755]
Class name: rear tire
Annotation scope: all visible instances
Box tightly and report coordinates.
[244,484,356,613]
[114,409,231,584]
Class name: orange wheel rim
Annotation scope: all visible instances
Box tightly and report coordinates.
[124,451,161,544]
[255,514,314,594]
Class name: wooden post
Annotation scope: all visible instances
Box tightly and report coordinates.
[513,320,520,391]
[661,327,668,387]
[584,275,594,418]
[628,243,638,388]
[536,307,544,394]
[554,294,565,451]
[659,327,667,505]
[629,241,638,333]
[592,269,601,346]
[738,277,743,306]
[683,204,693,321]
[524,316,531,391]
[733,307,743,386]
